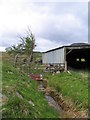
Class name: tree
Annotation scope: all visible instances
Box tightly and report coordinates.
[18,28,36,73]
[6,47,13,55]
[6,45,21,67]
[6,27,36,70]
[19,27,36,63]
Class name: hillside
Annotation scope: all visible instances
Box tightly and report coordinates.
[2,55,59,118]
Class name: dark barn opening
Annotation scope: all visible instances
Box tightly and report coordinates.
[66,47,90,70]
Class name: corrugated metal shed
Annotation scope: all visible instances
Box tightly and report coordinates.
[41,43,90,69]
[42,47,65,65]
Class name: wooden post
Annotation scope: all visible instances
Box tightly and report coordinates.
[64,47,67,71]
[65,61,67,71]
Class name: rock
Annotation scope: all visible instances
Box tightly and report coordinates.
[67,71,71,74]
[34,67,37,70]
[8,70,13,74]
[28,100,35,107]
[16,91,23,99]
[23,109,29,115]
[0,94,8,105]
[2,108,6,111]
[38,87,45,92]
[52,73,55,76]
[56,71,60,74]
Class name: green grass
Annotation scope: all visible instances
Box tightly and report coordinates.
[2,52,88,117]
[2,61,59,118]
[44,71,88,110]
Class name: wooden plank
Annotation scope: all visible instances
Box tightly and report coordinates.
[60,49,61,63]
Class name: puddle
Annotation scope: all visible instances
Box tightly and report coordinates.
[38,81,61,110]
[38,81,67,118]
[45,95,62,111]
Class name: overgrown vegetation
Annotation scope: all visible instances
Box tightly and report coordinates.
[2,59,59,118]
[44,71,88,111]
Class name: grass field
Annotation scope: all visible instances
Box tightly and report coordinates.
[44,70,88,111]
[2,60,59,118]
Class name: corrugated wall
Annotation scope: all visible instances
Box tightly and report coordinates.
[42,47,65,65]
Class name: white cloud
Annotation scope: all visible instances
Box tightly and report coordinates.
[0,0,48,36]
[35,37,63,52]
[0,1,88,52]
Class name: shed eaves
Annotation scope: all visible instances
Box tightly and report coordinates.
[42,43,90,53]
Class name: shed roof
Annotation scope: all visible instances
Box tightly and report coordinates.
[42,43,90,53]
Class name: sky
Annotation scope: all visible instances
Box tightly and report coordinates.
[0,0,88,52]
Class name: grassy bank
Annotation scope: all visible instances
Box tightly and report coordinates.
[25,61,88,111]
[2,52,88,118]
[44,71,88,111]
[2,60,59,118]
